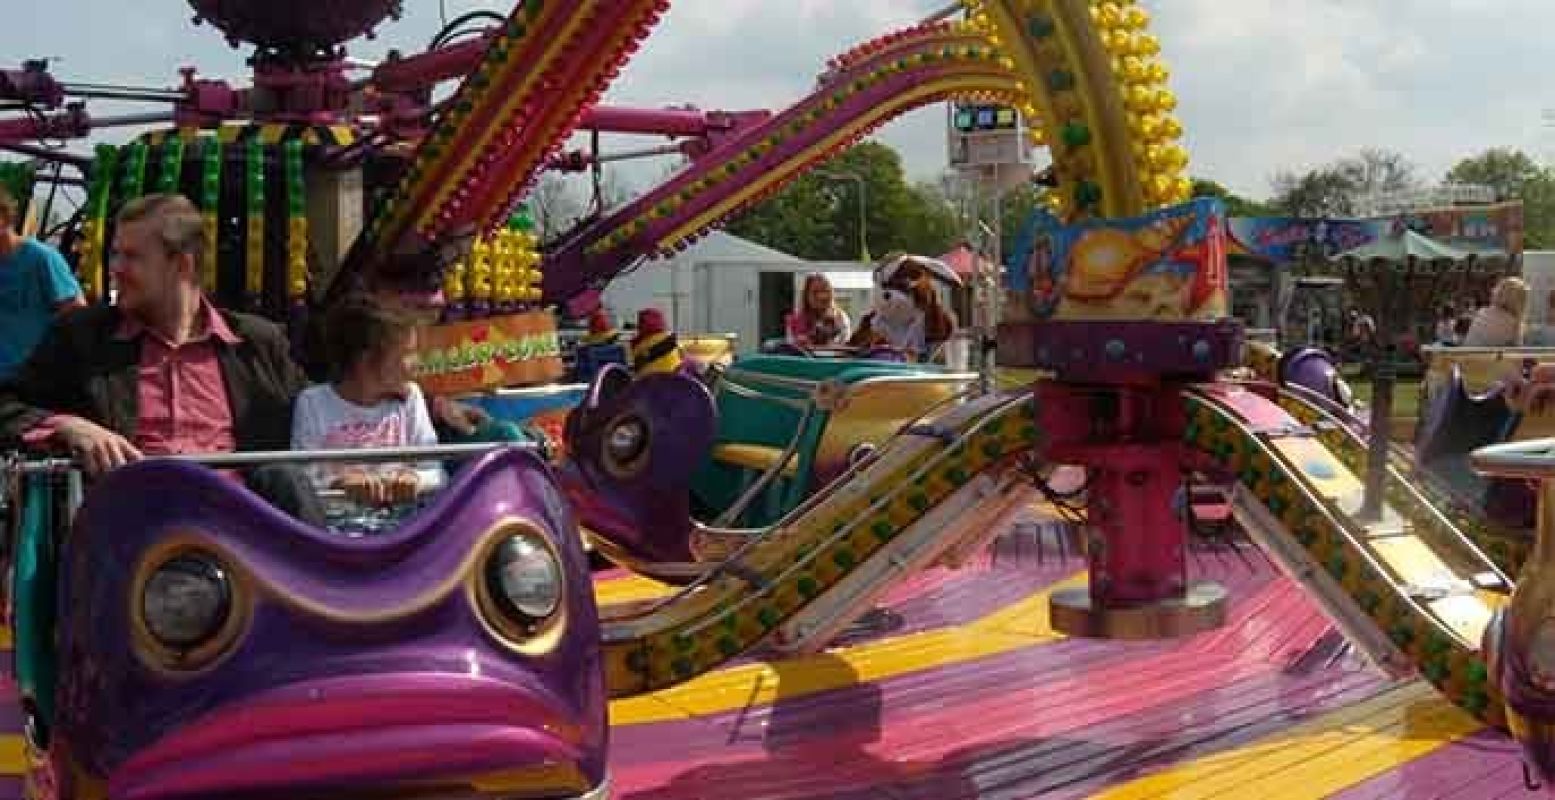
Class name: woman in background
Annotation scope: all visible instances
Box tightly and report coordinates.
[1463,276,1529,348]
[1434,303,1460,345]
[786,272,852,348]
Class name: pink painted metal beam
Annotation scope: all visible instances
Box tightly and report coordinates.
[368,39,769,139]
[367,36,495,94]
[577,106,770,137]
[0,107,89,144]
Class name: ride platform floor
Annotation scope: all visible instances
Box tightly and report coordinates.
[0,515,1538,798]
[595,513,1542,800]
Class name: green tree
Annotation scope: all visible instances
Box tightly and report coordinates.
[1445,147,1542,200]
[1267,148,1418,217]
[1190,177,1273,217]
[1269,166,1359,217]
[995,181,1054,258]
[1445,148,1555,249]
[726,141,959,260]
[1520,170,1555,250]
[1336,147,1420,197]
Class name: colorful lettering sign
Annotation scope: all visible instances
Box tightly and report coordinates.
[412,311,565,396]
[1225,201,1524,264]
[1008,197,1229,322]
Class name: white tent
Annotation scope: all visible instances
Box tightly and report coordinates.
[601,231,799,331]
[600,232,874,352]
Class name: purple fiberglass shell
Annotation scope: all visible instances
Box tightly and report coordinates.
[560,366,718,567]
[50,446,606,799]
[1278,346,1354,410]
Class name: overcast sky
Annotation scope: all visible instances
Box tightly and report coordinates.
[7,1,1554,200]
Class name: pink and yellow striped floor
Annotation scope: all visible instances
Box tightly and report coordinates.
[595,524,1542,800]
[0,525,1539,798]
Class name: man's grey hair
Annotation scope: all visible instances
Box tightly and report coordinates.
[116,193,205,264]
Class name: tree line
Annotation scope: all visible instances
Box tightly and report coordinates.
[1221,146,1555,250]
[527,140,1555,260]
[721,143,1555,259]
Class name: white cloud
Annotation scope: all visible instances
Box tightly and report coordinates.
[7,1,1555,204]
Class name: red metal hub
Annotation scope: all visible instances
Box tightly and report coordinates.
[1038,380,1227,639]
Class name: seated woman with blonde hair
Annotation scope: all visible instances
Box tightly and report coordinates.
[785,272,852,348]
[1463,277,1529,348]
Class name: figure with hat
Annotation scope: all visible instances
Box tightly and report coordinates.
[630,307,685,377]
[849,252,960,362]
[572,307,628,383]
[582,308,620,347]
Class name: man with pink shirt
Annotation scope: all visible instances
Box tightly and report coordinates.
[0,193,321,523]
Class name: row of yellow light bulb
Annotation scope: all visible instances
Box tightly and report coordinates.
[1092,1,1192,206]
[964,1,1191,211]
[75,218,106,300]
[287,216,309,298]
[444,228,545,304]
[1091,0,1150,31]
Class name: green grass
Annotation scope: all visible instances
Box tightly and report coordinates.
[997,367,1420,420]
[1347,377,1421,419]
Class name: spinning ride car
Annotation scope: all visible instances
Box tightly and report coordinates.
[4,443,610,799]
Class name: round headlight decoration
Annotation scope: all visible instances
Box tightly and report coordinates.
[485,535,563,626]
[141,555,232,650]
[606,417,648,464]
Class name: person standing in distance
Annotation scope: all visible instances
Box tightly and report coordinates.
[0,185,85,380]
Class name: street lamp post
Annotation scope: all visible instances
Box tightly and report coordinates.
[814,169,870,262]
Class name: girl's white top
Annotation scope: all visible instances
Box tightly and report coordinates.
[290,382,445,491]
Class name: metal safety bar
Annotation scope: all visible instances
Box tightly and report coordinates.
[5,442,533,476]
[601,391,1027,638]
[714,377,811,412]
[724,369,823,394]
[1470,438,1555,481]
[712,401,818,528]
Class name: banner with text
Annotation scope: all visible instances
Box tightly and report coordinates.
[413,311,565,395]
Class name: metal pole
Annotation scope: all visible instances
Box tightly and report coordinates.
[1359,260,1394,521]
[8,442,533,474]
[983,164,1003,393]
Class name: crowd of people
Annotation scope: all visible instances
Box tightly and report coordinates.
[1429,276,1555,349]
[1328,276,1551,368]
[0,191,488,526]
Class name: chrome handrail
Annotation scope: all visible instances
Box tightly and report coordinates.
[489,382,590,398]
[687,383,984,545]
[600,391,1028,640]
[672,392,1029,641]
[5,442,533,475]
[712,400,817,528]
[714,377,811,412]
[709,371,978,526]
[1421,345,1555,356]
[723,369,822,393]
[1471,437,1555,481]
